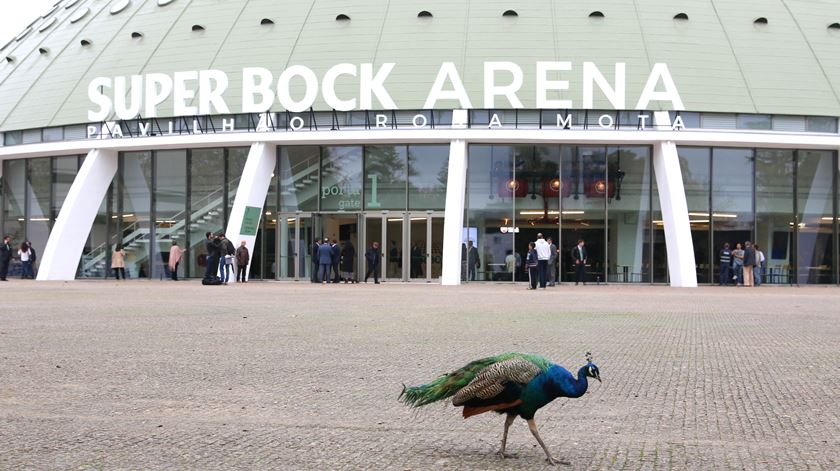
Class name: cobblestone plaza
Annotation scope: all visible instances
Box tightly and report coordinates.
[1,282,838,470]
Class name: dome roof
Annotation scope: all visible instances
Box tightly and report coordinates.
[1,0,839,132]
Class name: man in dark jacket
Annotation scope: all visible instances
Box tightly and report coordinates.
[0,235,12,281]
[572,239,587,285]
[718,243,732,286]
[317,237,333,284]
[203,231,222,281]
[742,241,756,287]
[311,238,321,283]
[467,240,479,281]
[331,240,341,283]
[365,242,381,284]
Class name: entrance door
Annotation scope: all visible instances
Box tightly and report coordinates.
[408,212,444,282]
[277,213,314,280]
[314,213,361,281]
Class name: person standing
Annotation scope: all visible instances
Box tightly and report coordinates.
[547,237,558,287]
[168,241,183,281]
[203,232,221,282]
[572,239,587,285]
[742,241,756,287]
[26,240,37,278]
[526,242,539,290]
[534,233,550,289]
[0,236,12,281]
[466,240,479,281]
[718,243,732,286]
[754,244,766,286]
[235,240,250,283]
[331,239,341,283]
[317,237,333,284]
[217,233,235,285]
[731,243,744,285]
[311,238,322,283]
[112,244,127,280]
[364,241,381,284]
[17,242,33,279]
[341,240,356,283]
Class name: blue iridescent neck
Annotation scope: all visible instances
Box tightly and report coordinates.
[568,366,590,398]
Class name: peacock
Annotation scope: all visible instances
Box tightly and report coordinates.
[400,352,601,465]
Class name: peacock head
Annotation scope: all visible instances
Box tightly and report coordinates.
[584,352,601,382]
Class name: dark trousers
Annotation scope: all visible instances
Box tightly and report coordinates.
[311,261,319,282]
[112,267,126,279]
[537,260,547,288]
[319,263,331,282]
[528,266,538,289]
[332,262,340,282]
[0,260,8,280]
[575,262,586,284]
[365,263,379,282]
[204,256,218,280]
[237,265,247,282]
[468,264,476,281]
[719,263,731,285]
[170,262,179,281]
[548,260,557,284]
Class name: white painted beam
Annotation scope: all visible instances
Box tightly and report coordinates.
[652,112,697,287]
[440,139,468,286]
[37,149,117,280]
[224,142,275,281]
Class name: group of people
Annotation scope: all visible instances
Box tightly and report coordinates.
[0,235,37,280]
[311,238,382,284]
[202,232,250,284]
[718,241,766,287]
[524,234,588,289]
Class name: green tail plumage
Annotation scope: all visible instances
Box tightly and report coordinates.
[399,352,552,408]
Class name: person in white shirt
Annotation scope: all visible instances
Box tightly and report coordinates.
[754,244,766,286]
[17,242,33,279]
[534,233,551,289]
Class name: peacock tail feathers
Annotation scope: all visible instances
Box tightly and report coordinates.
[399,353,552,408]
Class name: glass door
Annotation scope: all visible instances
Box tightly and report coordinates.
[277,213,313,281]
[407,212,445,282]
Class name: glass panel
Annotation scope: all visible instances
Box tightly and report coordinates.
[677,147,711,283]
[226,147,249,217]
[2,160,26,272]
[408,145,449,210]
[737,114,771,130]
[755,150,794,284]
[52,156,77,222]
[561,146,606,283]
[607,147,651,283]
[518,145,560,284]
[278,216,296,279]
[364,216,383,281]
[153,150,187,280]
[364,145,407,210]
[188,148,226,278]
[466,145,514,282]
[298,216,313,280]
[409,217,426,279]
[651,173,668,283]
[26,158,52,259]
[320,146,363,212]
[4,131,23,146]
[81,186,112,278]
[120,151,153,279]
[430,217,444,279]
[42,127,64,142]
[279,146,319,212]
[386,217,403,279]
[805,116,838,133]
[796,150,834,284]
[712,148,754,285]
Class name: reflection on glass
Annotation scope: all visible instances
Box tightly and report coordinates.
[227,147,249,216]
[154,150,186,280]
[365,146,407,210]
[466,145,514,282]
[27,158,52,255]
[279,146,319,212]
[607,146,651,283]
[519,146,560,282]
[321,147,363,212]
[365,216,383,279]
[188,148,225,278]
[408,145,449,210]
[386,217,403,279]
[797,150,834,284]
[2,160,25,248]
[120,151,153,278]
[677,147,711,283]
[756,150,794,284]
[561,146,605,282]
[430,217,444,279]
[712,148,754,284]
[410,218,426,279]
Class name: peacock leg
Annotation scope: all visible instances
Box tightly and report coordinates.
[497,413,517,458]
[526,419,570,466]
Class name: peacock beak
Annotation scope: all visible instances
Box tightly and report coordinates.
[595,373,601,383]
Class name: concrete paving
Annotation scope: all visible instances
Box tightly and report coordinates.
[1,281,838,470]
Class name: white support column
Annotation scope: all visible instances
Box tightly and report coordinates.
[652,112,697,287]
[37,149,117,280]
[441,139,468,285]
[225,142,275,281]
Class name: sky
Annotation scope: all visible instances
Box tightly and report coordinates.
[0,0,58,47]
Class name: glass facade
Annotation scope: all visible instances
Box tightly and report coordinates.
[0,144,836,284]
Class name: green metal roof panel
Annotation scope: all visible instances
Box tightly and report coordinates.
[1,0,839,132]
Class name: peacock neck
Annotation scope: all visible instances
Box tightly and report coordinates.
[567,366,589,398]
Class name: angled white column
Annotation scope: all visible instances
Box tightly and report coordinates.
[225,142,275,281]
[37,149,118,280]
[441,139,468,285]
[652,112,697,287]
